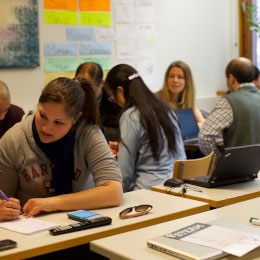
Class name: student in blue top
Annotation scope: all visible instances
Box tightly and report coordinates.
[104,64,186,192]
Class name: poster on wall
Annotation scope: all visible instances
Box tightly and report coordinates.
[0,0,39,68]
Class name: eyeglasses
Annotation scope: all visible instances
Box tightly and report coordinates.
[119,204,153,219]
[165,184,202,195]
[179,184,202,194]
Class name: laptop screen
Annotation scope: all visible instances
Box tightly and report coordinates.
[175,108,199,140]
[210,144,260,182]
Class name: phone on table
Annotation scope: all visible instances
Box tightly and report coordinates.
[67,210,101,223]
[0,239,17,251]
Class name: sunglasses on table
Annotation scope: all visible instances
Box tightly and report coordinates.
[119,204,153,219]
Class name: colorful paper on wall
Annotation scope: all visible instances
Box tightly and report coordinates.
[137,59,156,84]
[80,0,110,12]
[66,27,94,41]
[116,41,136,59]
[80,12,111,26]
[45,57,78,72]
[45,72,75,85]
[44,10,78,25]
[95,27,115,41]
[135,0,155,22]
[44,0,78,11]
[44,42,78,56]
[115,4,134,23]
[80,42,112,55]
[80,57,112,71]
[116,23,135,41]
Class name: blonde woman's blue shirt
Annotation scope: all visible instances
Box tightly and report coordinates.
[118,106,186,192]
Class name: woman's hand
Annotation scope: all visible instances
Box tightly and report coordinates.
[23,197,56,218]
[0,198,21,221]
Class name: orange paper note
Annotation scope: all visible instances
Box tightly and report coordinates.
[80,0,110,12]
[44,0,77,11]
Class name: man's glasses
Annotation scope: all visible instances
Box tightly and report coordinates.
[119,204,153,219]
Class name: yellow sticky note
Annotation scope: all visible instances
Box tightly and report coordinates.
[80,12,111,26]
[80,0,110,12]
[44,10,78,25]
[44,0,78,11]
[45,72,75,85]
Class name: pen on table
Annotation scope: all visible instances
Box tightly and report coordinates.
[249,217,260,226]
[0,189,23,215]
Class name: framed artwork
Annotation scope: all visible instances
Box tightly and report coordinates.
[0,0,39,68]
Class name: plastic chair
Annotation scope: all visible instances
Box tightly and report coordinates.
[173,151,216,179]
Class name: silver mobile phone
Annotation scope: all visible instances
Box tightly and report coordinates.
[0,239,17,251]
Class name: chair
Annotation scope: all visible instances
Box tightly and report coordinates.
[173,151,216,179]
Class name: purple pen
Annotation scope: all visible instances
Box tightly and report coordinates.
[0,189,10,201]
[0,189,23,214]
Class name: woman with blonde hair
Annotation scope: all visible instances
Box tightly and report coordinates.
[156,60,205,128]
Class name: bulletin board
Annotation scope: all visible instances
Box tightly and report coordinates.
[43,0,156,85]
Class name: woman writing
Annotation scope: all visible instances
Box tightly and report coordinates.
[156,61,205,128]
[0,77,123,221]
[104,64,186,192]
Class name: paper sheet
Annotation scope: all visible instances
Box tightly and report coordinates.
[0,218,60,235]
[166,222,260,257]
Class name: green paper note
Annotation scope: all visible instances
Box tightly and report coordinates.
[45,57,78,72]
[80,57,111,71]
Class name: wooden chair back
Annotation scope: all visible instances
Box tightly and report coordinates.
[173,151,216,179]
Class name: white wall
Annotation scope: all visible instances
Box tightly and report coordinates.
[0,0,239,112]
[154,0,239,110]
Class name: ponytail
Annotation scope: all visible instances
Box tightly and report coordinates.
[75,78,101,127]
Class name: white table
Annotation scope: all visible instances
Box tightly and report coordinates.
[151,178,260,208]
[91,197,260,260]
[0,189,209,260]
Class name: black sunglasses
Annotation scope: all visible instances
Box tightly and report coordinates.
[119,204,153,219]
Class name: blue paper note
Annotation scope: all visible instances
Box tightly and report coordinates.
[66,27,94,41]
[80,42,112,55]
[44,42,78,56]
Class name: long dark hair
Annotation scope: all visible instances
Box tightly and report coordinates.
[105,64,177,160]
[39,77,100,127]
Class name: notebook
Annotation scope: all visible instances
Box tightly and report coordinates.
[0,217,60,235]
[184,144,260,188]
[147,219,260,260]
[175,108,199,146]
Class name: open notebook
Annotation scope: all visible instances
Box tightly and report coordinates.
[184,144,260,188]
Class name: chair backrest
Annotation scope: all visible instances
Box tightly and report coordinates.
[173,151,216,179]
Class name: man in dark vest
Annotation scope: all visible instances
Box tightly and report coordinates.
[0,80,24,138]
[198,57,260,155]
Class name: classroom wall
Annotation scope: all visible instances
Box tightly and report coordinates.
[0,0,239,113]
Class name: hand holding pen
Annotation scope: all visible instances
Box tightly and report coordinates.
[0,189,22,221]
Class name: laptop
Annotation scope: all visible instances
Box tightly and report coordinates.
[147,219,260,260]
[147,220,228,260]
[184,144,260,188]
[175,108,199,146]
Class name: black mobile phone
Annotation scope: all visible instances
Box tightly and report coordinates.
[0,239,17,251]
